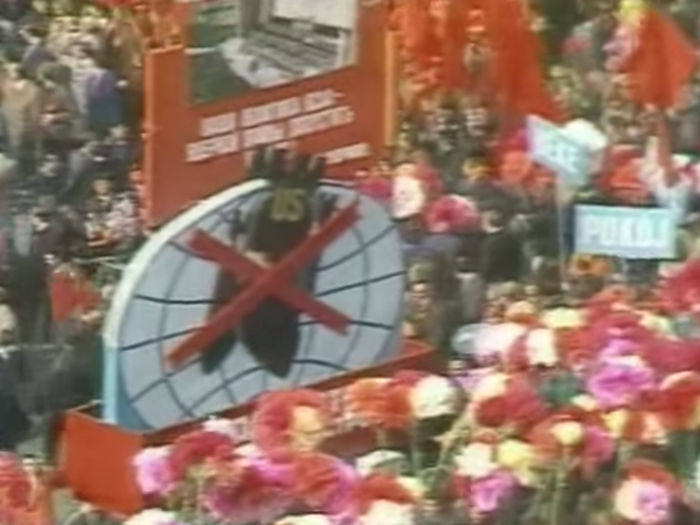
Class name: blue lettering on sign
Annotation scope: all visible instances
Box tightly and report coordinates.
[527,115,591,187]
[574,205,677,259]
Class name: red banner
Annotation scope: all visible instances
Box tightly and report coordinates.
[142,0,391,224]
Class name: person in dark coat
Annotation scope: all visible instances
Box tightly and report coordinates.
[479,208,523,285]
[0,292,28,451]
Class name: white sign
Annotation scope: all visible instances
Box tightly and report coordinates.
[527,115,592,186]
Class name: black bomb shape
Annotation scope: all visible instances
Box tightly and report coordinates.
[200,148,337,377]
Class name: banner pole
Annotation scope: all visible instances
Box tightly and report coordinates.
[556,181,569,286]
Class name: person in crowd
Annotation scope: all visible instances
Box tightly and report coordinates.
[20,24,54,80]
[74,47,122,135]
[478,207,523,287]
[1,54,42,175]
[37,61,80,156]
[403,279,457,356]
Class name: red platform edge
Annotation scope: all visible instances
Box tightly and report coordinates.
[59,342,439,516]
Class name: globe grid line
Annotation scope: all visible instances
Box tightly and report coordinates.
[290,223,366,386]
[127,318,400,408]
[317,223,395,272]
[300,222,369,386]
[315,271,405,298]
[190,359,350,413]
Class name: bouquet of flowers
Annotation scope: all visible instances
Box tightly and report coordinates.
[129,278,700,525]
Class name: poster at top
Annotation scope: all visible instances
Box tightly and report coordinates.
[143,0,391,224]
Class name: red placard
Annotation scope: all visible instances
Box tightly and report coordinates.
[142,0,392,224]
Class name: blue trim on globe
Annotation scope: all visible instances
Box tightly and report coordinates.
[102,343,149,429]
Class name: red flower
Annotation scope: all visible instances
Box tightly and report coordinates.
[624,459,682,497]
[473,377,549,433]
[0,453,31,510]
[347,378,414,430]
[205,460,291,524]
[291,452,356,513]
[252,389,331,461]
[640,338,700,376]
[528,416,614,477]
[555,327,595,367]
[649,372,700,430]
[354,474,417,515]
[168,430,236,481]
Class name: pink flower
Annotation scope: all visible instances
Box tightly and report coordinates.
[586,361,656,409]
[133,447,174,495]
[580,425,616,476]
[204,461,293,525]
[615,479,673,525]
[598,338,636,361]
[469,470,516,514]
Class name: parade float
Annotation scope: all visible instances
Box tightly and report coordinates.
[4,0,697,524]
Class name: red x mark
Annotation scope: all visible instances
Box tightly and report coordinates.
[167,201,359,368]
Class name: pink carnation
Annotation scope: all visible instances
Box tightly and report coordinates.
[469,470,516,514]
[586,361,656,409]
[133,447,174,495]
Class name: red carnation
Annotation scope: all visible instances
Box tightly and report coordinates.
[354,474,417,515]
[473,377,549,433]
[252,389,331,461]
[168,430,236,481]
[0,453,31,510]
[347,378,414,430]
[291,452,356,513]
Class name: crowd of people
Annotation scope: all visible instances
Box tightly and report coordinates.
[364,0,700,357]
[0,0,144,452]
[0,0,696,472]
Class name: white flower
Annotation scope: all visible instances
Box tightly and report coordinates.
[203,417,236,438]
[473,323,526,362]
[124,509,182,525]
[541,307,582,329]
[398,476,425,499]
[471,372,509,402]
[410,375,458,419]
[454,443,497,478]
[525,328,558,367]
[275,515,332,525]
[356,450,407,477]
[234,443,261,458]
[360,501,416,525]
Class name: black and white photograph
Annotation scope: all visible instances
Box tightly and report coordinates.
[188,0,360,105]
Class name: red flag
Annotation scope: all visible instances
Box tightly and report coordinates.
[439,0,469,92]
[483,0,561,121]
[624,9,698,185]
[625,9,697,108]
[390,0,438,70]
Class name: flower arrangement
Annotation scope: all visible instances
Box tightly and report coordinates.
[130,279,700,525]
